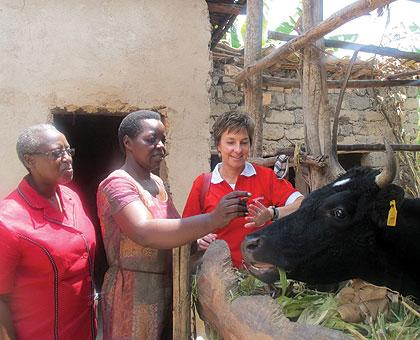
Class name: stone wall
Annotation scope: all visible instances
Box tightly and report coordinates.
[210,61,419,168]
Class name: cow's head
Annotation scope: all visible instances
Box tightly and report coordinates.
[241,144,401,285]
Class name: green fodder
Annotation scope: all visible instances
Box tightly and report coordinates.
[228,270,420,339]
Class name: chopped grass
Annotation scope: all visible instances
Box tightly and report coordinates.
[228,270,420,339]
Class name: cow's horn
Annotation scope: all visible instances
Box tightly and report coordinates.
[374,139,397,188]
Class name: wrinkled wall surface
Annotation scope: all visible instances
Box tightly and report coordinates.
[0,0,212,209]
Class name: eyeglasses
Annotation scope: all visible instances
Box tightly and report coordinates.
[31,147,75,160]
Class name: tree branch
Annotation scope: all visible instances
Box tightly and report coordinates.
[235,0,396,84]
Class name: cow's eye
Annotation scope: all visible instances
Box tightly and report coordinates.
[333,208,346,219]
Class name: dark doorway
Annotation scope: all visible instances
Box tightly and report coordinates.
[53,113,125,288]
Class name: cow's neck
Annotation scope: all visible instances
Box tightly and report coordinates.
[373,198,420,298]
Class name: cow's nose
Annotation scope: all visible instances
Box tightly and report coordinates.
[244,235,264,252]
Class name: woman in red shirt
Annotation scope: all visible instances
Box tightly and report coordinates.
[0,124,96,340]
[183,111,304,268]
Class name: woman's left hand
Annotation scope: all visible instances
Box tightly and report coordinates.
[244,200,272,228]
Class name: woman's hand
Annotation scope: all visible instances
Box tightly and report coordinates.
[210,191,250,228]
[197,233,217,251]
[244,200,273,228]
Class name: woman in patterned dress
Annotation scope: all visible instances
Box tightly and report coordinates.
[97,110,249,339]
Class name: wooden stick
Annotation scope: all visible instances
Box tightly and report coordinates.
[268,31,420,62]
[234,0,396,84]
[263,76,420,88]
[332,50,360,154]
[207,3,246,15]
[249,155,326,168]
[386,69,420,80]
[211,15,237,50]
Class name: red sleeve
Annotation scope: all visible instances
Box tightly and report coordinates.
[0,222,20,294]
[269,170,298,207]
[182,175,204,218]
[97,176,141,217]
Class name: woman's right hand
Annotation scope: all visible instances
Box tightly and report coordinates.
[197,233,217,251]
[210,191,250,228]
[244,200,273,228]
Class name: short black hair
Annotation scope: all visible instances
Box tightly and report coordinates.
[118,110,161,154]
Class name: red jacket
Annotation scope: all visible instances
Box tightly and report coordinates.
[183,164,299,267]
[0,178,96,340]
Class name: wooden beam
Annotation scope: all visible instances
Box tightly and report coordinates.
[386,69,420,80]
[234,0,396,84]
[207,3,246,15]
[250,155,327,168]
[210,15,237,50]
[337,144,420,152]
[213,143,420,161]
[263,76,420,88]
[268,31,420,62]
[244,0,264,157]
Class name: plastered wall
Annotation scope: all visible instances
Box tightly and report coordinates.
[0,0,212,210]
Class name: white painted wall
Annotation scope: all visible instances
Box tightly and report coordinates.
[0,0,212,210]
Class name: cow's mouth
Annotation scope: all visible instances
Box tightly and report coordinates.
[243,261,280,284]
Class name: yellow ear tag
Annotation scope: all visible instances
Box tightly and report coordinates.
[387,200,397,227]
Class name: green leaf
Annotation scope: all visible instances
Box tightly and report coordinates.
[230,25,241,48]
[279,268,288,297]
[275,22,295,35]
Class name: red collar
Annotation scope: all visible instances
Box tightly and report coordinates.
[17,177,74,228]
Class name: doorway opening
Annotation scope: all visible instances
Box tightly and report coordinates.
[53,112,125,287]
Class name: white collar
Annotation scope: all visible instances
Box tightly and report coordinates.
[211,161,256,184]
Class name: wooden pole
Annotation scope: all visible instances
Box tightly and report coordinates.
[235,0,396,84]
[244,0,264,157]
[268,31,420,62]
[263,76,420,88]
[172,245,191,339]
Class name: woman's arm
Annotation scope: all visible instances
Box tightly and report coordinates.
[277,196,303,218]
[114,191,249,249]
[0,296,15,340]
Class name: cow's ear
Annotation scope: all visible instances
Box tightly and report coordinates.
[370,184,405,227]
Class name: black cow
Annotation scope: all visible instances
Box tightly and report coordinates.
[241,145,420,300]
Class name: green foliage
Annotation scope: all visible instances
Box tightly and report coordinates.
[230,25,241,49]
[275,21,296,35]
[272,6,302,35]
[328,33,359,43]
[227,270,420,339]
